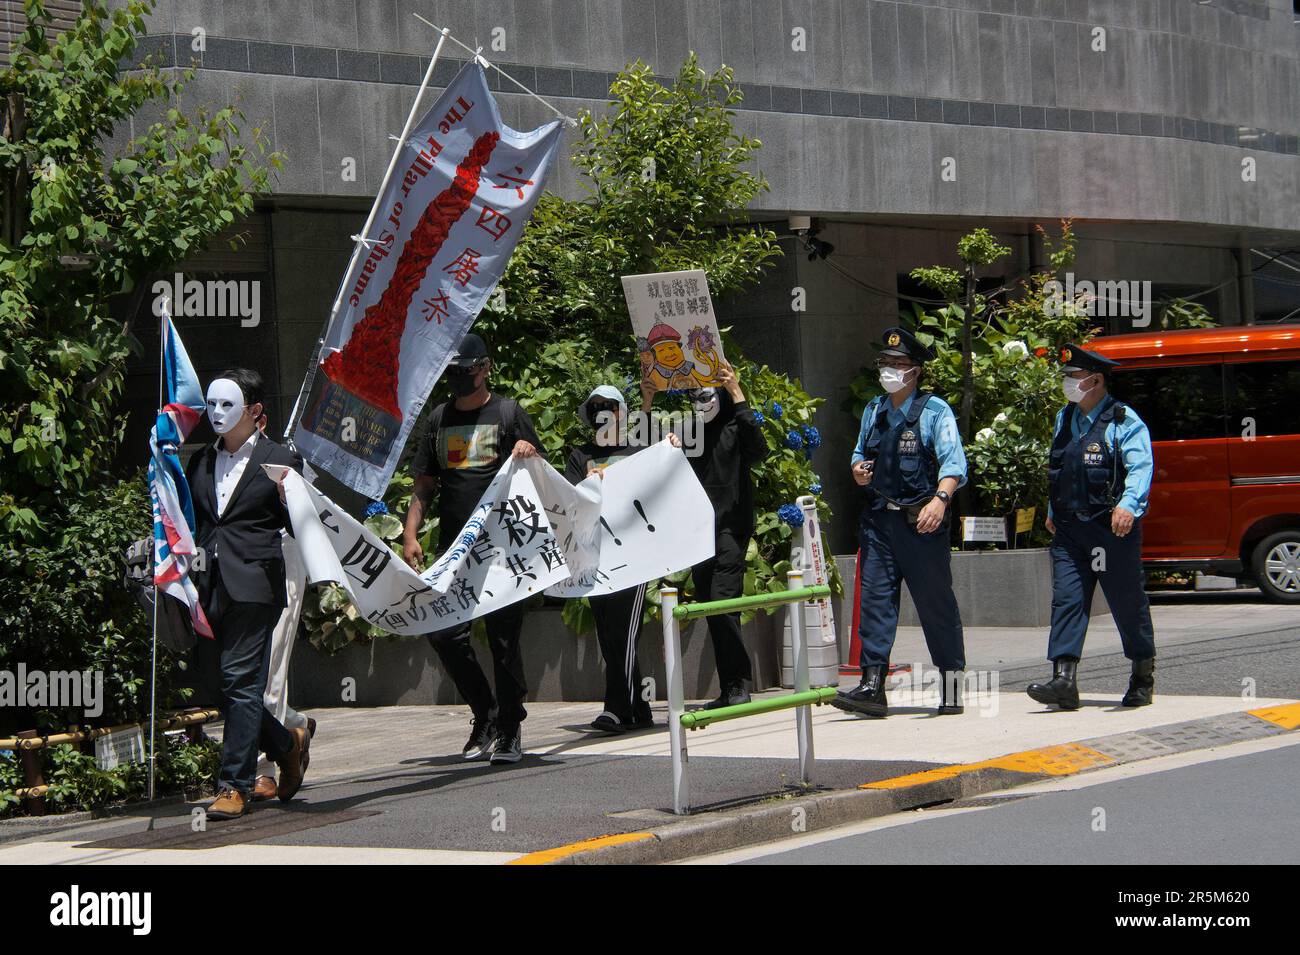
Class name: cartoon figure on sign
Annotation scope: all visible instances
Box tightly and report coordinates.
[644,322,712,392]
[687,325,723,381]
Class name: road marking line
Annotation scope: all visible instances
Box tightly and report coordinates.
[861,742,1114,790]
[507,831,654,865]
[1247,701,1300,731]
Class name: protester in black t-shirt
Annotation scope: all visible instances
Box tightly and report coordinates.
[643,361,768,710]
[563,386,658,734]
[403,333,541,765]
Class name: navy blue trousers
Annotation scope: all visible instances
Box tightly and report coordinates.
[1047,517,1156,661]
[857,508,965,671]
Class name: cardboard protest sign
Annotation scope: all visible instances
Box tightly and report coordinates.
[621,269,727,395]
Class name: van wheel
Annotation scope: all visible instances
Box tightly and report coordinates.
[1252,531,1300,603]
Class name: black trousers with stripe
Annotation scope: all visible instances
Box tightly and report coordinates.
[590,583,652,724]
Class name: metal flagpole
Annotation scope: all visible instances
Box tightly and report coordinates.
[148,304,166,801]
[283,26,453,442]
[411,14,579,126]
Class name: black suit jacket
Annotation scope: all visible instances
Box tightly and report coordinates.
[185,435,303,609]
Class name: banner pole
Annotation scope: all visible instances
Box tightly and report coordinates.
[148,309,166,801]
[284,27,452,442]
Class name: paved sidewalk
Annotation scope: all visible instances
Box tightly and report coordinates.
[2,595,1295,864]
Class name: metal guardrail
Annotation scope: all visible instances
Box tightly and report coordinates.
[680,687,838,730]
[661,570,830,815]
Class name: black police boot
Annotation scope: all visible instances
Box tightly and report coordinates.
[1121,657,1155,707]
[831,664,888,718]
[937,669,964,715]
[1026,658,1080,710]
[702,680,751,710]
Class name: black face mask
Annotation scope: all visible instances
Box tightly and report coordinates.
[448,370,479,397]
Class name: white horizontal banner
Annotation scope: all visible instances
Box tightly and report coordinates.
[265,456,599,635]
[546,441,715,598]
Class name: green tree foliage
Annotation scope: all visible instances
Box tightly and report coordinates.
[1,0,278,536]
[0,1,275,806]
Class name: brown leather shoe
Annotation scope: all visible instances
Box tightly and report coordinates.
[276,726,311,802]
[208,787,248,820]
[252,774,277,801]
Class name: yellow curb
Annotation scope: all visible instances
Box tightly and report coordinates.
[507,831,655,865]
[1247,701,1300,731]
[861,742,1114,790]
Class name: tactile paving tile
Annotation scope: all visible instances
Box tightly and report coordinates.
[1134,716,1272,754]
[1196,711,1287,742]
[1248,702,1300,730]
[1077,731,1177,764]
[984,743,1114,776]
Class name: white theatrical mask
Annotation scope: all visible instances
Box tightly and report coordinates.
[693,388,720,424]
[205,378,247,435]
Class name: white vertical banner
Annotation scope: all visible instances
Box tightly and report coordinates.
[291,61,563,499]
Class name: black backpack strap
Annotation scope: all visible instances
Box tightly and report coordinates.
[903,392,933,427]
[498,397,522,448]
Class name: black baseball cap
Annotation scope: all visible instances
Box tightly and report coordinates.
[449,333,489,368]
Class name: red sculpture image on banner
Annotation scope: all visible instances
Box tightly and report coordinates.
[320,130,502,417]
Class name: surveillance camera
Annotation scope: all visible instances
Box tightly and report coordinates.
[788,215,811,234]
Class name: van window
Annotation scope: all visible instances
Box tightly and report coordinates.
[1109,364,1226,442]
[1227,360,1300,438]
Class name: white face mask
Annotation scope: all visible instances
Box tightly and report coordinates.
[205,378,247,435]
[879,366,915,394]
[1062,375,1096,404]
[693,390,720,424]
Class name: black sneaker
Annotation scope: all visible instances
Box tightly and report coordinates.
[462,716,496,760]
[589,712,627,735]
[489,725,523,764]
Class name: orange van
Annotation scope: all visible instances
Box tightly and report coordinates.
[1092,325,1300,603]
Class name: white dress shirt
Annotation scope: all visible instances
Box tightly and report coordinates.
[214,431,259,517]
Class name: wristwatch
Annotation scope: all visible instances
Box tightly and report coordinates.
[935,490,952,504]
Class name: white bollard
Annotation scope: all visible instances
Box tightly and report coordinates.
[660,586,689,815]
[789,570,814,786]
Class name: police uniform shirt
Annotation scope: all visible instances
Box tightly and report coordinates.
[851,391,969,487]
[1048,401,1154,520]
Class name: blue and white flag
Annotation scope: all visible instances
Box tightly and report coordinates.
[291,60,563,498]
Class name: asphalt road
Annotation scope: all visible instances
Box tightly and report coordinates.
[705,736,1300,865]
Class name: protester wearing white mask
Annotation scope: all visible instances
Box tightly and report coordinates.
[838,326,968,719]
[186,368,310,819]
[645,362,768,710]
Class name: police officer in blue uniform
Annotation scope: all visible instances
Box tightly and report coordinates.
[834,327,968,718]
[1027,344,1157,710]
